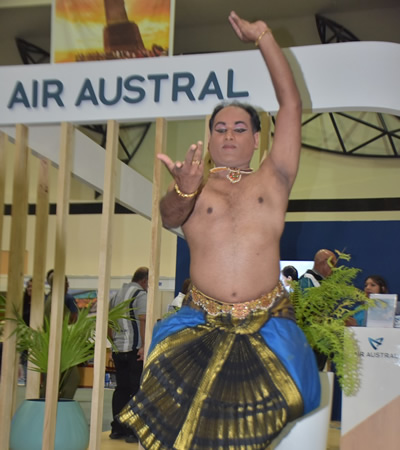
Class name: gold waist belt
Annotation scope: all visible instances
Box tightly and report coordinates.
[190,283,285,319]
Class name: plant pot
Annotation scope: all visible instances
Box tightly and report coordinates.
[271,372,334,449]
[10,398,89,450]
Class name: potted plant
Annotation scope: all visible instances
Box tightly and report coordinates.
[290,251,376,396]
[0,293,132,450]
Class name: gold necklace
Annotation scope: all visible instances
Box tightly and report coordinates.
[209,167,254,184]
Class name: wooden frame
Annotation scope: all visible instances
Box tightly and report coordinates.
[0,118,167,450]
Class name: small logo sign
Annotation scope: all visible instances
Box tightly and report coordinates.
[368,337,384,350]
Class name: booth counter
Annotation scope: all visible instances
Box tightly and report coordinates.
[341,327,400,450]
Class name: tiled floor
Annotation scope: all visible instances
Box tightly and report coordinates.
[16,386,341,449]
[99,425,340,450]
[99,421,341,449]
[100,432,138,449]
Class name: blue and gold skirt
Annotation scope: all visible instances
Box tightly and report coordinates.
[118,283,320,449]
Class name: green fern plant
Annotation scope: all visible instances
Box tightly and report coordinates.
[290,251,376,396]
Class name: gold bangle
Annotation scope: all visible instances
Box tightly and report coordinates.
[174,183,198,198]
[255,28,272,47]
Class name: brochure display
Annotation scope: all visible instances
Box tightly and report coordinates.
[341,327,400,449]
[366,293,398,328]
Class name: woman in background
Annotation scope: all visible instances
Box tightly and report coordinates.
[364,275,388,296]
[353,274,389,327]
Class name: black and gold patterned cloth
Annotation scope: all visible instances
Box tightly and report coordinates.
[118,283,320,449]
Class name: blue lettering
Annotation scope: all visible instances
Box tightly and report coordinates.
[148,74,169,102]
[7,81,30,109]
[198,72,223,100]
[32,80,39,108]
[227,69,248,98]
[75,79,99,106]
[123,76,145,104]
[99,77,122,106]
[42,80,64,107]
[172,73,195,101]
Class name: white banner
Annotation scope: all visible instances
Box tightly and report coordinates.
[1,41,400,126]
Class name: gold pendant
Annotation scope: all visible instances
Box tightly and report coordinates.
[227,169,241,183]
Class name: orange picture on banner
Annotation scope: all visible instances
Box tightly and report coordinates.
[52,0,172,63]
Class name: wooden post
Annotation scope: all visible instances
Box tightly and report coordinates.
[0,132,7,257]
[26,157,50,399]
[144,118,166,357]
[202,115,213,182]
[0,124,29,450]
[138,118,165,450]
[89,120,119,450]
[42,123,74,450]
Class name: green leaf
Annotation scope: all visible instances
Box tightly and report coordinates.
[7,293,136,398]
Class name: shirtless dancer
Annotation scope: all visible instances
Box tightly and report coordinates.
[119,11,320,449]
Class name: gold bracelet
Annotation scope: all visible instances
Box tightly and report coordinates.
[174,183,198,198]
[255,28,272,47]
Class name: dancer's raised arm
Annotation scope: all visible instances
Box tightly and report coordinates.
[229,11,302,191]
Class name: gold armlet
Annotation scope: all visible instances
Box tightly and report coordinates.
[255,28,272,47]
[174,183,198,198]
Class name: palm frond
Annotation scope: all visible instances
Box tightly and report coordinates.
[8,294,135,397]
[59,309,96,372]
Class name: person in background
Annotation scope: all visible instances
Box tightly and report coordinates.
[18,278,33,385]
[118,11,320,449]
[351,274,390,327]
[298,249,337,371]
[109,267,148,444]
[298,249,337,290]
[168,278,191,313]
[45,268,53,296]
[364,275,388,296]
[281,265,298,292]
[42,272,80,398]
[22,278,33,325]
[45,270,78,323]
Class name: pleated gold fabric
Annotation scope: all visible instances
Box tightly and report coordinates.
[119,285,304,449]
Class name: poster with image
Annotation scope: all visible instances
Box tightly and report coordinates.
[52,0,174,63]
